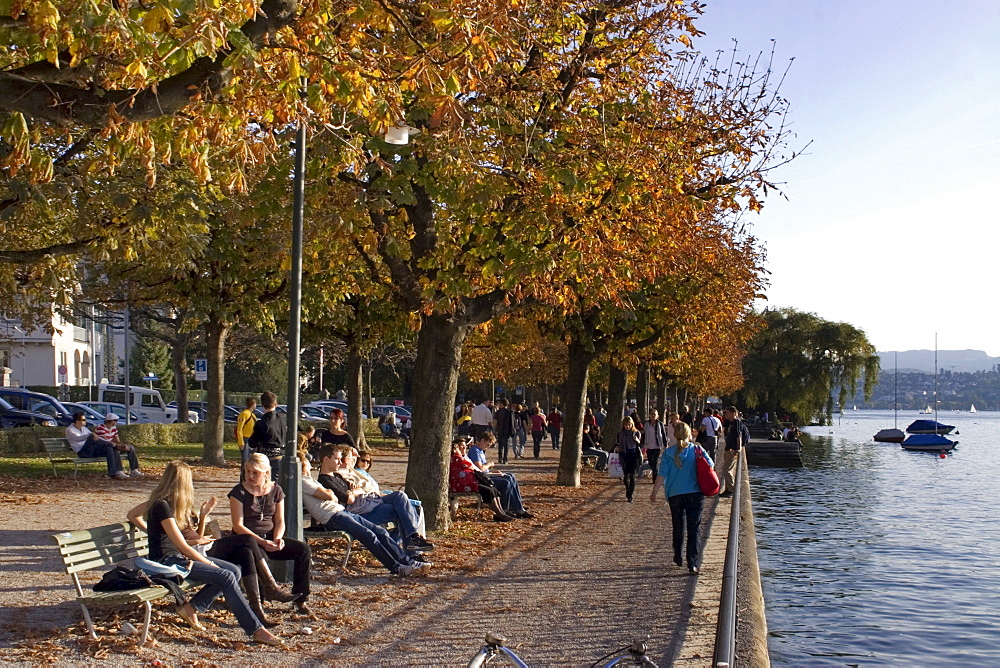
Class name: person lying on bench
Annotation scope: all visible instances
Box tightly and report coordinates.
[316,444,433,555]
[300,456,431,577]
[66,412,142,480]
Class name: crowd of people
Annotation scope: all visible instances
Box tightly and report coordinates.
[66,388,759,646]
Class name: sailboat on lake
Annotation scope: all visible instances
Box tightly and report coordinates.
[874,351,905,443]
[970,404,977,413]
[902,336,957,452]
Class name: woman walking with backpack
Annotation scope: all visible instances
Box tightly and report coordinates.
[649,422,713,574]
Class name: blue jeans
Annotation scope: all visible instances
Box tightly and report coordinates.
[357,491,421,541]
[582,446,609,471]
[188,556,262,636]
[322,512,416,573]
[549,428,561,449]
[515,429,526,458]
[667,492,705,568]
[489,473,525,513]
[77,436,138,476]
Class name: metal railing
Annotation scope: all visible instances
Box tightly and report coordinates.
[713,449,744,667]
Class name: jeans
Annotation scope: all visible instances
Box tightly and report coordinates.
[515,429,526,458]
[77,436,138,476]
[646,448,661,482]
[667,492,705,567]
[358,491,421,541]
[532,431,545,458]
[549,428,561,449]
[582,447,609,471]
[188,556,262,636]
[496,434,514,464]
[322,512,416,573]
[488,473,525,513]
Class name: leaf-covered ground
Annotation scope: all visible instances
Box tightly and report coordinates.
[0,445,712,666]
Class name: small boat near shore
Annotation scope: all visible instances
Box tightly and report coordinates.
[906,419,956,435]
[873,428,905,443]
[901,434,958,452]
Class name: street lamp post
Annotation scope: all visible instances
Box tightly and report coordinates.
[278,84,308,553]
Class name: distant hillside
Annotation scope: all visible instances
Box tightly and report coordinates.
[878,350,1000,374]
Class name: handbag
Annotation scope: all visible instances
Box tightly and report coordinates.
[695,446,720,496]
[607,452,624,479]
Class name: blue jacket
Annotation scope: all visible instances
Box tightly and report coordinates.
[658,443,712,498]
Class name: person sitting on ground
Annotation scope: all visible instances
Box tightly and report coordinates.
[66,412,141,480]
[228,454,313,617]
[582,424,610,471]
[450,439,516,522]
[125,461,281,645]
[316,445,434,554]
[467,433,533,518]
[301,456,431,577]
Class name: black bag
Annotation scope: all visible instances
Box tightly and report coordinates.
[94,564,154,592]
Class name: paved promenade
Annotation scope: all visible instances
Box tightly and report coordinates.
[0,445,730,665]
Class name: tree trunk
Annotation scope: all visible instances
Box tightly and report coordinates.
[203,317,229,466]
[557,342,593,486]
[171,335,191,422]
[655,372,668,416]
[405,314,468,533]
[345,347,367,450]
[635,363,649,423]
[606,364,628,443]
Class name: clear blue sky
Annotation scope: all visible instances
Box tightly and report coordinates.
[693,1,1000,356]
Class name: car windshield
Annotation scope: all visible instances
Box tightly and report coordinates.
[68,404,104,420]
[0,396,14,410]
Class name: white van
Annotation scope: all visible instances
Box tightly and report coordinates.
[97,383,198,423]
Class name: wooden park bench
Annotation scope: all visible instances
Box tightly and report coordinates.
[448,491,483,517]
[581,455,599,468]
[303,520,399,569]
[40,437,106,478]
[52,522,193,646]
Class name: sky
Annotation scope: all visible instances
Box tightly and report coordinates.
[691,0,1000,356]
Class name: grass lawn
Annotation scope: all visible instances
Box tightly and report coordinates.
[0,442,244,478]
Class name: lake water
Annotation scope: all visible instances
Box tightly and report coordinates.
[750,409,1000,666]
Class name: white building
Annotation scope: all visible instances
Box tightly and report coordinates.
[1,313,104,388]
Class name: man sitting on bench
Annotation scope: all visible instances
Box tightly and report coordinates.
[467,433,533,519]
[65,412,142,479]
[300,456,430,577]
[316,445,434,555]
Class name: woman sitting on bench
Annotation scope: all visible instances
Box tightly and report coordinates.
[125,461,280,645]
[449,440,516,523]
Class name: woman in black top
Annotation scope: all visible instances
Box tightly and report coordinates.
[126,461,280,645]
[229,454,313,617]
[320,408,356,447]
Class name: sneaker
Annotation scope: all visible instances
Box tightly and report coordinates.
[689,566,700,575]
[405,535,435,553]
[112,471,129,480]
[410,552,429,563]
[414,562,433,575]
[129,469,144,478]
[397,564,418,577]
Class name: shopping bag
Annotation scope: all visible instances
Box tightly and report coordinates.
[607,452,624,479]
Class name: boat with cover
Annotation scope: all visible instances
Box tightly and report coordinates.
[901,433,957,451]
[906,419,955,435]
[874,428,905,443]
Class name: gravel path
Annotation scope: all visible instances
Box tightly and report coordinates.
[0,446,719,666]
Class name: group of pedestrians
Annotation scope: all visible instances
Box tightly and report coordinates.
[457,399,568,461]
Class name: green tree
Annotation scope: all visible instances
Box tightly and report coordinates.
[128,335,174,389]
[735,308,880,424]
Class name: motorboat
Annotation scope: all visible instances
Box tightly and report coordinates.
[901,434,957,452]
[906,419,956,435]
[873,428,905,443]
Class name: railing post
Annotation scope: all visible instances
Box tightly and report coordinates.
[713,449,744,667]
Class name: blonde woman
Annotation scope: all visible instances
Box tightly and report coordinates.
[649,422,714,574]
[229,455,313,617]
[126,461,280,645]
[615,416,643,502]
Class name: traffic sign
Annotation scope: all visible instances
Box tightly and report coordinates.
[194,358,208,381]
[57,364,68,376]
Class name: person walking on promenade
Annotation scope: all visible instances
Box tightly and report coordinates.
[514,403,529,459]
[720,406,750,497]
[697,408,723,459]
[641,408,667,483]
[616,416,643,502]
[529,407,547,458]
[471,398,493,441]
[234,396,258,468]
[546,406,563,450]
[492,398,517,465]
[649,422,712,574]
[248,391,285,479]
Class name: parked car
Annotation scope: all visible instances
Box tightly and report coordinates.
[277,405,329,426]
[374,405,410,427]
[77,402,150,424]
[61,402,107,427]
[304,400,367,419]
[0,396,59,428]
[167,401,207,422]
[99,383,197,423]
[0,387,75,426]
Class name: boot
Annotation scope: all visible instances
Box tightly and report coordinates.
[255,559,297,603]
[241,576,278,628]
